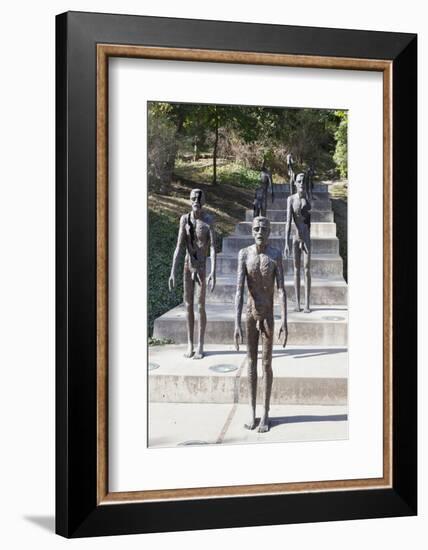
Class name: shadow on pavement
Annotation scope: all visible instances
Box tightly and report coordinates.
[272,348,347,359]
[270,414,348,428]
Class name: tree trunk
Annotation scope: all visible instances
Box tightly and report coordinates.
[213,110,219,185]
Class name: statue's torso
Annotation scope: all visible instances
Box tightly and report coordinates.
[244,245,278,320]
[290,194,311,243]
[184,213,211,270]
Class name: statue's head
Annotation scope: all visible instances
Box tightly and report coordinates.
[190,189,205,212]
[252,216,270,246]
[295,173,305,193]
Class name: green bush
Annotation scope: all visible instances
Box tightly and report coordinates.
[148,210,184,336]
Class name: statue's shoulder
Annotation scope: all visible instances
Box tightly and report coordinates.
[201,211,214,226]
[238,245,253,260]
[179,213,189,226]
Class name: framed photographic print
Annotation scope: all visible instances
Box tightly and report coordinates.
[56,11,417,538]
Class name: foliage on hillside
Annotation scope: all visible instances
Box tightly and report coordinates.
[148,102,348,191]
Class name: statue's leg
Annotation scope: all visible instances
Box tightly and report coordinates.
[193,271,207,360]
[258,316,273,433]
[245,314,258,430]
[293,240,302,312]
[303,246,311,313]
[183,267,195,358]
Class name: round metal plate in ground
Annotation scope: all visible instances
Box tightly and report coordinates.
[209,364,238,373]
[177,440,209,447]
[322,316,345,321]
[148,362,160,371]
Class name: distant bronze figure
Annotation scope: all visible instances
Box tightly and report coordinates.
[234,217,288,433]
[286,152,295,193]
[169,189,216,359]
[305,164,315,201]
[284,173,311,313]
[260,165,274,213]
[253,186,266,218]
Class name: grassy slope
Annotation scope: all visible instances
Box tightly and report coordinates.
[175,159,285,189]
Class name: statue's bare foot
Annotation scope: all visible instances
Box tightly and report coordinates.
[303,307,311,314]
[294,306,302,312]
[184,347,194,358]
[244,418,257,430]
[258,416,270,433]
[193,349,204,360]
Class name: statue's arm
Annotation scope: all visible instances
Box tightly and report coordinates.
[284,196,293,256]
[275,251,288,347]
[169,215,186,290]
[234,249,246,350]
[208,219,216,291]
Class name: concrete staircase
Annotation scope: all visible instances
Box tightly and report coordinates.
[153,183,348,347]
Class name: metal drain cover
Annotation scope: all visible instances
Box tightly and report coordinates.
[177,440,209,447]
[209,364,238,373]
[322,316,345,321]
[148,362,160,371]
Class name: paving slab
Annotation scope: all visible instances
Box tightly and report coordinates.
[148,402,348,448]
[222,403,348,445]
[148,403,232,448]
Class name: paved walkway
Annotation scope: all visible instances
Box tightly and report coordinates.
[148,402,348,448]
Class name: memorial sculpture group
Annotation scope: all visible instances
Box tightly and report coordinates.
[168,164,315,432]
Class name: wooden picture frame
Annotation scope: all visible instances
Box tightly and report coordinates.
[56,11,417,537]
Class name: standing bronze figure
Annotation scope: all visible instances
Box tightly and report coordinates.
[260,165,274,214]
[306,164,315,201]
[284,173,311,313]
[234,217,288,433]
[169,189,216,359]
[253,186,265,218]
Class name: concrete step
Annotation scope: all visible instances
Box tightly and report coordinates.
[209,254,344,279]
[266,197,332,210]
[153,304,348,346]
[206,276,347,305]
[222,236,338,255]
[235,221,336,238]
[148,344,348,406]
[246,209,334,223]
[271,183,329,194]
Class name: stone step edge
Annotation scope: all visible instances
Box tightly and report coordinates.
[149,375,347,405]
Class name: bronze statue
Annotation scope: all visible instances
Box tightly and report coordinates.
[234,216,288,432]
[284,173,311,313]
[253,186,266,218]
[169,189,216,359]
[260,165,274,213]
[306,164,315,200]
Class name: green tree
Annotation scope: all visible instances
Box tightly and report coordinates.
[333,110,348,179]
